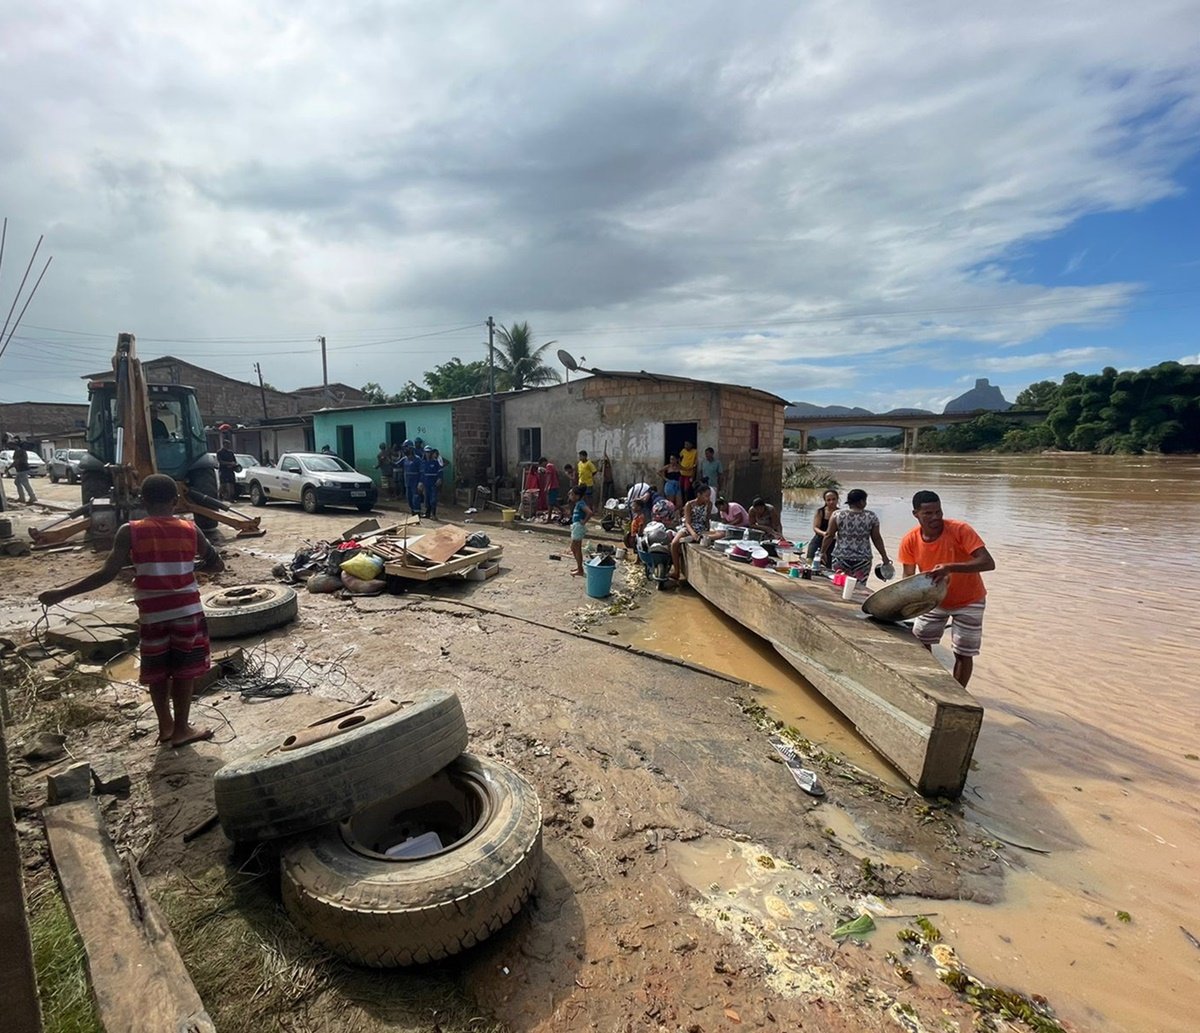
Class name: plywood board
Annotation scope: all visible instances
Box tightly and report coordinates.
[385,544,503,581]
[404,524,469,565]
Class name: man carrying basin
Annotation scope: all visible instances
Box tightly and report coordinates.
[898,490,995,689]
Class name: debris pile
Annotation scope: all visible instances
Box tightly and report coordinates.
[273,518,502,593]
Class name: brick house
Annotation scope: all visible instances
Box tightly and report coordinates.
[500,370,786,504]
[0,401,90,453]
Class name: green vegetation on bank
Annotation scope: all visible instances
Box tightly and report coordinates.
[810,433,903,450]
[782,461,840,490]
[918,361,1199,455]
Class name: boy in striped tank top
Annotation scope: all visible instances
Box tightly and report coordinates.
[40,475,225,747]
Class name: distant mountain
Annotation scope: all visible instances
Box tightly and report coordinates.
[785,402,873,418]
[786,401,911,440]
[880,407,935,416]
[943,379,1011,414]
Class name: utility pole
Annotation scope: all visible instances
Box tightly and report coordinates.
[254,362,269,421]
[318,335,330,402]
[487,316,497,487]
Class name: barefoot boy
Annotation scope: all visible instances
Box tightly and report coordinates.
[39,474,225,746]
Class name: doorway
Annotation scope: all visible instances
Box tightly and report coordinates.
[386,421,407,449]
[663,421,698,463]
[336,425,356,466]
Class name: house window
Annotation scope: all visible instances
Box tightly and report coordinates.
[518,427,542,463]
[749,421,760,455]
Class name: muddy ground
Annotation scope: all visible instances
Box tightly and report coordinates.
[1,482,1063,1033]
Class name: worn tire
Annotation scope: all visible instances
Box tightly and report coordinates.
[67,468,78,485]
[281,753,542,967]
[215,690,468,842]
[201,584,298,639]
[49,472,60,484]
[249,480,267,506]
[302,487,320,514]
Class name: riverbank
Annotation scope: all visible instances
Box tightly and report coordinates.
[1,480,1076,1032]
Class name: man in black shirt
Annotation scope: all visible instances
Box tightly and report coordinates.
[12,439,38,505]
[216,439,238,501]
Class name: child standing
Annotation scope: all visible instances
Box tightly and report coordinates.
[568,486,591,576]
[39,474,225,747]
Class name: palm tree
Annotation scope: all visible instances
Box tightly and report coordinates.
[493,322,561,391]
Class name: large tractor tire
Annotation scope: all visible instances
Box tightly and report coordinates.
[188,467,220,531]
[280,753,542,967]
[214,691,468,842]
[201,584,298,639]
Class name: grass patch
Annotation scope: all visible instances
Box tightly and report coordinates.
[156,863,507,1033]
[28,881,103,1033]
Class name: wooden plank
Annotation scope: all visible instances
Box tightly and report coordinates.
[684,544,982,797]
[44,798,216,1033]
[384,543,503,581]
[0,721,42,1033]
[405,524,469,565]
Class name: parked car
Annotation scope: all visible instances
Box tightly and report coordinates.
[244,452,378,513]
[47,448,88,484]
[0,449,47,478]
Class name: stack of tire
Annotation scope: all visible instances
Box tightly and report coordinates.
[213,690,542,966]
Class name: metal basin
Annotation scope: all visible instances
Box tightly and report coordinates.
[861,572,947,622]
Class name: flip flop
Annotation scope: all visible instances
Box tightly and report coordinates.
[171,728,214,748]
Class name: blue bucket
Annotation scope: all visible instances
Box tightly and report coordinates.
[584,559,616,598]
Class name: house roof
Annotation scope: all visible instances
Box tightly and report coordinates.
[292,383,367,396]
[511,369,789,407]
[80,355,298,400]
[311,391,505,415]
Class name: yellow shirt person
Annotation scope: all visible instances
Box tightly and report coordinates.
[576,451,598,497]
[679,442,698,493]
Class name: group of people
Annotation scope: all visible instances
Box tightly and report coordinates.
[635,482,993,687]
[373,439,446,519]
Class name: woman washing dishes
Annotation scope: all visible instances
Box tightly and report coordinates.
[807,489,840,560]
[821,488,890,584]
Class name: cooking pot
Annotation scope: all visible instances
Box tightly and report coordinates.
[730,543,753,559]
[750,547,772,568]
[861,572,948,622]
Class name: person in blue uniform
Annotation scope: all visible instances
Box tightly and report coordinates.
[397,441,423,516]
[421,446,442,519]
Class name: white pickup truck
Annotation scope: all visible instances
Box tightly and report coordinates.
[244,452,379,514]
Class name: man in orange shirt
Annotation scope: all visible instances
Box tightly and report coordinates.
[898,490,995,688]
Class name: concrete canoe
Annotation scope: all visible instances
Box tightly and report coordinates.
[684,544,982,797]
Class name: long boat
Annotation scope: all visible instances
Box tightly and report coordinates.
[683,543,982,797]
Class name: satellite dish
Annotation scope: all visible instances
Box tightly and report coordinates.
[557,349,579,371]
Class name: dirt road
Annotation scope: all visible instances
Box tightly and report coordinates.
[1,482,1060,1032]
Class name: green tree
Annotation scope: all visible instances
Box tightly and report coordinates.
[1014,379,1060,411]
[360,381,401,404]
[396,380,432,402]
[493,322,561,391]
[424,358,488,399]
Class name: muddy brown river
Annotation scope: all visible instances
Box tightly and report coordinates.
[636,451,1200,1033]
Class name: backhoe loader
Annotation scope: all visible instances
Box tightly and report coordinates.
[29,333,265,547]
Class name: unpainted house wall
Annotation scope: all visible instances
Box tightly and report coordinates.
[500,376,784,503]
[501,377,723,493]
[450,396,492,488]
[718,388,785,505]
[138,358,301,424]
[0,401,89,441]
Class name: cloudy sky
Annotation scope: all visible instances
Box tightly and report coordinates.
[2,1,1198,412]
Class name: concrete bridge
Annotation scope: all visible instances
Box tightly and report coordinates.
[785,409,1047,453]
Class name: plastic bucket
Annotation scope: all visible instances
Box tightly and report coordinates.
[501,508,517,521]
[584,560,616,598]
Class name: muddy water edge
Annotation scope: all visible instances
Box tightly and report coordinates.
[632,451,1200,1033]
